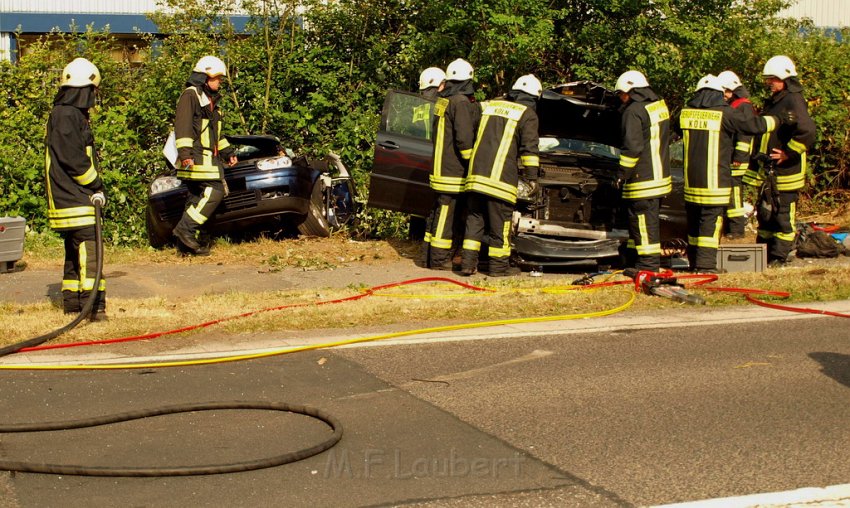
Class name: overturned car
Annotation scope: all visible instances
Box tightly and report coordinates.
[146,135,357,247]
[367,82,687,269]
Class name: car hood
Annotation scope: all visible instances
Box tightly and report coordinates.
[537,81,622,148]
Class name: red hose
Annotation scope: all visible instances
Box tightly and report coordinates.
[18,271,849,355]
[19,277,492,353]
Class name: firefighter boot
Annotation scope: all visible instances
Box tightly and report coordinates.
[460,249,478,276]
[487,257,520,277]
[196,230,213,257]
[429,248,453,271]
[81,289,107,321]
[173,218,200,253]
[62,290,81,315]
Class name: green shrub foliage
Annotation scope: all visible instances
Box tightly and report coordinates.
[1,0,847,245]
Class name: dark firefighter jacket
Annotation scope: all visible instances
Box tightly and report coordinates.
[175,72,233,181]
[430,79,480,194]
[729,86,756,177]
[465,91,540,204]
[743,77,816,192]
[618,87,672,200]
[45,86,102,231]
[677,88,777,206]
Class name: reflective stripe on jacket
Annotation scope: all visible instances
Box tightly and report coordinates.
[680,103,776,205]
[729,97,756,177]
[45,104,101,230]
[744,87,816,191]
[430,94,480,193]
[465,100,539,204]
[618,99,672,200]
[174,86,231,181]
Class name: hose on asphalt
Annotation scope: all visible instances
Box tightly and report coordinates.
[0,199,105,358]
[0,401,342,477]
[0,206,346,478]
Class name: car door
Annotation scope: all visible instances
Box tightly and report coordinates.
[367,90,435,217]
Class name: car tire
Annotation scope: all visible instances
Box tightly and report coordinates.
[297,180,331,237]
[145,206,172,248]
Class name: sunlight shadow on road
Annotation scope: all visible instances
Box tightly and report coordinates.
[809,352,850,389]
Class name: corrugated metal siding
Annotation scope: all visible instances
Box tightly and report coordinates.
[779,0,850,27]
[0,0,162,13]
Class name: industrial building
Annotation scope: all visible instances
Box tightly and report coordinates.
[0,0,247,62]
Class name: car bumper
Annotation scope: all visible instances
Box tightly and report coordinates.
[513,233,622,267]
[147,168,313,238]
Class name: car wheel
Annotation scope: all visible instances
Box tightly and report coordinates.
[297,180,331,237]
[145,206,172,248]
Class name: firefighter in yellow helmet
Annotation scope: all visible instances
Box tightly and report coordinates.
[171,55,238,255]
[459,74,542,276]
[45,58,107,320]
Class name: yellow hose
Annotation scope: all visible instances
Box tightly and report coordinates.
[0,286,636,371]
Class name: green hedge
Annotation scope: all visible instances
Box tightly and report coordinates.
[1,0,848,246]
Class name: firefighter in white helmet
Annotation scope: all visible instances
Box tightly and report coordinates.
[410,66,446,144]
[743,55,816,266]
[676,74,781,272]
[45,57,107,319]
[420,58,480,270]
[459,74,542,276]
[171,55,238,255]
[716,70,757,239]
[613,70,671,271]
[418,67,446,100]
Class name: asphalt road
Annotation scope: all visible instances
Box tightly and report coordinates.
[1,317,849,507]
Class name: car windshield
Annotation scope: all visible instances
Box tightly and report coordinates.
[538,136,620,160]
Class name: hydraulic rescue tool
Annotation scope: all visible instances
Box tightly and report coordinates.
[623,268,706,305]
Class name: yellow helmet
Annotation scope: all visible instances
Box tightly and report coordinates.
[193,55,227,78]
[60,58,101,88]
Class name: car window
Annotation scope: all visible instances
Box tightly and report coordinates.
[383,91,435,141]
[539,136,620,159]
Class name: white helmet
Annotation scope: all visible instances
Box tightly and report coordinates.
[717,70,742,91]
[762,55,797,80]
[446,58,474,81]
[696,74,723,92]
[418,67,446,90]
[193,55,227,78]
[614,70,649,93]
[60,58,101,88]
[512,74,543,97]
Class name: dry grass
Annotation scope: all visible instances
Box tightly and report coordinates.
[2,265,849,349]
[20,233,417,270]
